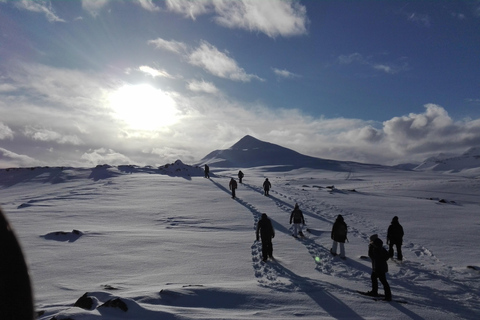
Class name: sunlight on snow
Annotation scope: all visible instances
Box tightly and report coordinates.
[108,84,179,130]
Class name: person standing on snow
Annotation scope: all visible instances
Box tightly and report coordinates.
[263,178,272,196]
[387,216,404,261]
[256,213,275,262]
[366,235,392,301]
[204,164,210,178]
[289,203,305,237]
[229,178,238,199]
[238,170,244,184]
[330,214,347,259]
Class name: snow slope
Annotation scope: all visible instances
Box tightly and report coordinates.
[1,162,480,319]
[415,147,480,174]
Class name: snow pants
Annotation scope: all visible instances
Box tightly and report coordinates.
[371,271,391,299]
[332,241,345,258]
[261,237,273,260]
[388,242,403,260]
[292,223,302,237]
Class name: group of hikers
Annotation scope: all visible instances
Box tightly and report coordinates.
[258,203,404,302]
[204,165,405,301]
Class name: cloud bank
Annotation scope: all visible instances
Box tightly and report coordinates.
[1,62,479,168]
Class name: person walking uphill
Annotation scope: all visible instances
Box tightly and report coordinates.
[290,203,305,238]
[238,170,244,184]
[263,178,271,196]
[330,214,347,259]
[256,213,275,262]
[366,235,392,301]
[387,216,404,261]
[229,178,238,199]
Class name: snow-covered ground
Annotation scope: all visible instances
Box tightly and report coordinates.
[1,163,480,319]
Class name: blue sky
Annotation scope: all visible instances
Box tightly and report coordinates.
[0,0,479,168]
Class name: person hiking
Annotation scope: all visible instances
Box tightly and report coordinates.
[238,170,244,184]
[289,203,305,237]
[263,178,271,196]
[204,164,210,178]
[387,216,404,261]
[366,235,392,301]
[330,214,347,259]
[229,178,238,199]
[256,213,275,262]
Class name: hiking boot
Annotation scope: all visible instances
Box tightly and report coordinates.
[365,291,379,297]
[330,248,337,256]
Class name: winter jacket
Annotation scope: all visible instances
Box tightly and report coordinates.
[256,214,275,241]
[331,216,347,243]
[387,221,404,245]
[229,179,237,190]
[263,179,271,190]
[371,238,389,273]
[290,207,305,224]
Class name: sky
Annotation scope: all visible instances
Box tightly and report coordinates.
[0,0,480,168]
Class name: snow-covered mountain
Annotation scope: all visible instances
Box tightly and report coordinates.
[415,147,480,173]
[198,135,379,171]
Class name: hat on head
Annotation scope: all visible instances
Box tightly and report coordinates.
[369,234,378,242]
[373,238,383,248]
[392,216,399,222]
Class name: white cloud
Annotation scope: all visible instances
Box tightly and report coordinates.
[0,122,14,140]
[81,0,109,17]
[272,68,300,79]
[0,83,16,92]
[165,0,308,38]
[0,147,38,168]
[188,41,263,82]
[187,80,219,94]
[165,0,210,19]
[136,0,160,12]
[148,38,188,54]
[139,66,173,78]
[15,0,65,22]
[212,0,308,38]
[23,127,84,145]
[81,148,132,166]
[338,53,409,75]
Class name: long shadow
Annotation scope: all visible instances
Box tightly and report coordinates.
[267,258,364,319]
[390,261,480,318]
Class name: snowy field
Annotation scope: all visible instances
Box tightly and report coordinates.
[1,163,480,319]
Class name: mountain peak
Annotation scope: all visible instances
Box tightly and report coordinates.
[230,135,269,150]
[199,135,346,171]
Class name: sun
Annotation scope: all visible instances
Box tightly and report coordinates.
[108,84,179,130]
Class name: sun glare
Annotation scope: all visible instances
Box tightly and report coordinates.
[108,84,179,130]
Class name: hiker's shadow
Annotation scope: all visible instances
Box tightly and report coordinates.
[268,261,363,319]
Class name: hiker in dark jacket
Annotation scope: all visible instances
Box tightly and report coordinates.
[289,203,305,237]
[263,178,271,196]
[367,236,392,301]
[229,178,238,199]
[330,214,347,259]
[256,213,275,262]
[387,216,404,261]
[238,170,244,184]
[204,164,210,178]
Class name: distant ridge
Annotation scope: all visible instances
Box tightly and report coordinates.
[415,147,480,173]
[199,135,357,171]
